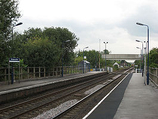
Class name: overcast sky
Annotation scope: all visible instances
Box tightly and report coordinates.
[17,0,158,55]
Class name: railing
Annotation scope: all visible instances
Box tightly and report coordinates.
[149,67,158,86]
[0,66,90,83]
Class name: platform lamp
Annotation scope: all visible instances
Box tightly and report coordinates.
[144,44,147,85]
[136,47,142,73]
[103,42,108,71]
[62,40,70,77]
[11,22,23,84]
[83,46,88,73]
[136,22,149,85]
[136,40,144,76]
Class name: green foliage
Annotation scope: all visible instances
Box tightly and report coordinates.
[0,41,11,67]
[75,50,113,68]
[149,48,158,68]
[0,0,21,67]
[22,37,60,67]
[135,47,158,68]
[134,60,141,68]
[76,50,99,68]
[43,27,78,66]
[113,65,119,71]
[0,27,79,68]
[0,0,21,40]
[13,59,27,68]
[73,56,83,66]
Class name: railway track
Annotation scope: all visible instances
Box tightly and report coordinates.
[53,69,132,119]
[0,68,133,119]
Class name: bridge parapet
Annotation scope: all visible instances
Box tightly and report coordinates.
[102,54,140,60]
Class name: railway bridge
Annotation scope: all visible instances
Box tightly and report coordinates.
[102,54,140,60]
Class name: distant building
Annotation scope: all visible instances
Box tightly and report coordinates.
[113,62,119,68]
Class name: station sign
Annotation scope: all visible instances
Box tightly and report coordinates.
[9,58,20,62]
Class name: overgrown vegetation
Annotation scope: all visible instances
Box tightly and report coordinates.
[0,27,79,68]
[134,48,158,68]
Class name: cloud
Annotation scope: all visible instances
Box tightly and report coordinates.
[118,4,158,38]
[17,0,158,54]
[18,16,144,54]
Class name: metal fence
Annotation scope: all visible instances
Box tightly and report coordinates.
[0,66,90,83]
[149,67,158,86]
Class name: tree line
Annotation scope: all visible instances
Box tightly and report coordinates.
[134,48,158,68]
[0,27,79,68]
[0,25,115,69]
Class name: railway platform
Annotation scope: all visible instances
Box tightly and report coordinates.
[0,71,106,103]
[84,73,158,119]
[0,72,99,91]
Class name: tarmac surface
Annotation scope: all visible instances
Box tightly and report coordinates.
[84,73,158,119]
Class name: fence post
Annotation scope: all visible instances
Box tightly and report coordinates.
[13,67,15,81]
[55,67,56,77]
[65,66,67,75]
[71,66,73,74]
[59,67,61,75]
[33,67,35,78]
[19,65,20,82]
[52,68,54,77]
[44,67,46,77]
[21,67,22,80]
[8,64,10,84]
[27,67,29,79]
[39,67,41,78]
[5,68,6,81]
[48,68,50,77]
[156,68,158,84]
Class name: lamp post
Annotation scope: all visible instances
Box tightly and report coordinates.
[83,46,88,73]
[11,22,23,84]
[62,40,70,77]
[144,45,147,85]
[136,39,144,76]
[103,42,108,71]
[136,22,149,85]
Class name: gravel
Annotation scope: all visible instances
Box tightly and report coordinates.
[84,84,105,95]
[32,99,78,119]
[33,84,105,119]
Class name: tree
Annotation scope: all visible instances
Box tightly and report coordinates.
[149,48,158,68]
[85,50,100,68]
[21,37,59,67]
[23,28,43,40]
[135,48,158,68]
[43,27,78,66]
[0,0,21,67]
[76,50,112,68]
[0,0,21,40]
[9,27,79,68]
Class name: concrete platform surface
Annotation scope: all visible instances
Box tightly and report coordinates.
[114,73,158,119]
[0,71,109,103]
[0,71,102,92]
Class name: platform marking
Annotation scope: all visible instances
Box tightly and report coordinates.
[83,73,130,119]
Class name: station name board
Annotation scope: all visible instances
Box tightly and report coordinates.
[9,58,20,62]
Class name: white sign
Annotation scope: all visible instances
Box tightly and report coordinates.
[9,58,20,62]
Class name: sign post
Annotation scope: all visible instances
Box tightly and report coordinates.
[9,58,20,84]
